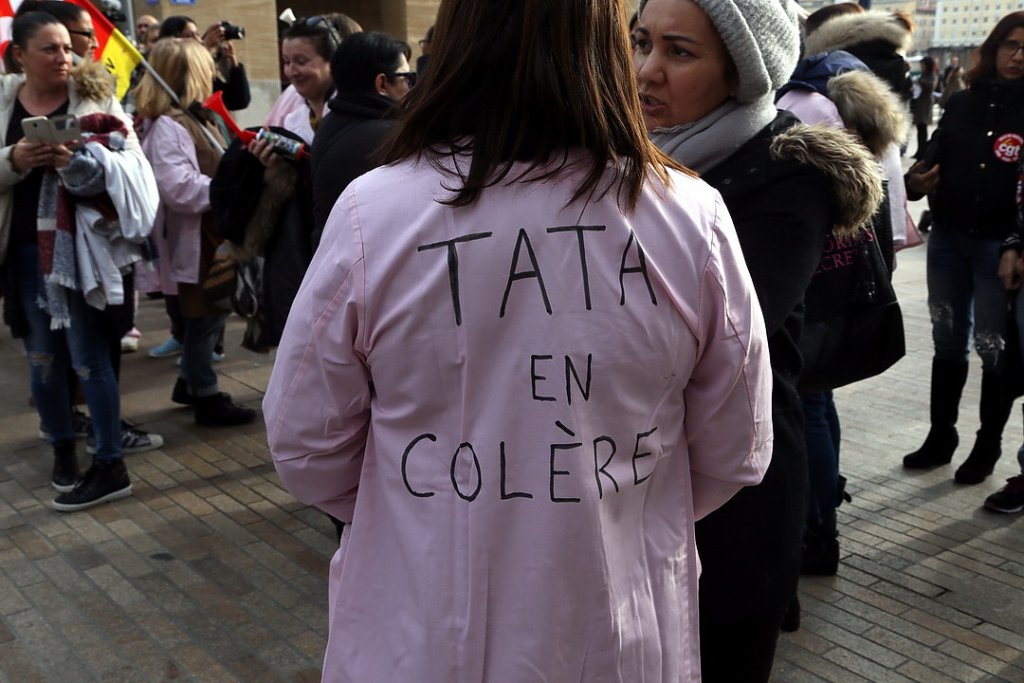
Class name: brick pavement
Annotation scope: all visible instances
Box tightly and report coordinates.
[1,234,1023,682]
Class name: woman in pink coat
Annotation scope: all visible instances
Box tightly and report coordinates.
[264,0,773,680]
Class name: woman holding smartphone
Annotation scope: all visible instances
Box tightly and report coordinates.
[0,12,144,511]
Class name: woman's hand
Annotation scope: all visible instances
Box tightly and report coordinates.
[998,250,1022,290]
[202,22,225,51]
[906,161,940,195]
[246,133,278,168]
[11,139,68,172]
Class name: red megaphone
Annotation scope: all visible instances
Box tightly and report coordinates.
[203,91,257,144]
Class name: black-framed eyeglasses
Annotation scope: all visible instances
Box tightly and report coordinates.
[392,71,416,87]
[68,29,96,40]
[998,39,1024,56]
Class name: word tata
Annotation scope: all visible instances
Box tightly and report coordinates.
[401,352,661,503]
[417,225,659,325]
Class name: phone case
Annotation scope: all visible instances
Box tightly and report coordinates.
[22,115,80,144]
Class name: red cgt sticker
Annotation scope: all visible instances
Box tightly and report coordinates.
[994,133,1023,163]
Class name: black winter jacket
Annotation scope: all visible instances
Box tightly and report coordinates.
[924,79,1024,239]
[695,112,836,652]
[311,91,395,246]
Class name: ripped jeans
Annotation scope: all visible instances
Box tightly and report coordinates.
[15,243,121,460]
[927,222,1009,371]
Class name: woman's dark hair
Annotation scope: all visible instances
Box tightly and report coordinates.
[4,10,63,73]
[15,0,87,25]
[10,11,63,55]
[383,0,677,210]
[331,31,407,93]
[284,13,361,61]
[920,56,936,73]
[966,11,1024,85]
[158,15,195,39]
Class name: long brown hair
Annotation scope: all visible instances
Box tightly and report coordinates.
[382,0,678,210]
[966,11,1024,85]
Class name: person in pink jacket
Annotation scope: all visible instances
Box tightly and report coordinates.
[134,39,255,427]
[263,0,773,680]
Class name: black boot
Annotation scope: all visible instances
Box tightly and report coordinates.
[904,359,969,469]
[801,511,840,576]
[171,377,197,406]
[51,438,80,493]
[955,372,1014,484]
[195,392,256,427]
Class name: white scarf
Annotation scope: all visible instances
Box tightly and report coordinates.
[651,95,778,174]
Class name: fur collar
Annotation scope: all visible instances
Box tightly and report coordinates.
[70,60,115,102]
[770,124,883,237]
[804,11,913,57]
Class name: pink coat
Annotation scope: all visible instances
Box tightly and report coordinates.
[140,115,211,294]
[264,156,774,683]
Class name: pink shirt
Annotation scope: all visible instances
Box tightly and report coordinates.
[264,156,773,682]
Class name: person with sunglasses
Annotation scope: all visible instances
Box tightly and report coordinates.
[309,31,413,243]
[903,12,1024,486]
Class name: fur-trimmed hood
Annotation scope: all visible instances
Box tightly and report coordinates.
[803,11,913,57]
[770,123,883,236]
[779,51,908,157]
[827,70,908,156]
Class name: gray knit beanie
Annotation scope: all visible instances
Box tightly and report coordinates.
[637,0,801,103]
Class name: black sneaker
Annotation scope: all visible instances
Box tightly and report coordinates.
[87,420,164,455]
[38,408,91,441]
[53,459,132,512]
[51,438,80,493]
[984,475,1024,514]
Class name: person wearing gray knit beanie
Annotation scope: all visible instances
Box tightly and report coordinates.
[637,0,800,103]
[633,1,886,682]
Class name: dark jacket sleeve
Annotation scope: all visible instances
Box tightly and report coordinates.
[215,63,251,111]
[311,117,392,249]
[726,166,833,336]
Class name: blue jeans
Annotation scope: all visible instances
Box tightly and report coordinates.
[16,244,121,460]
[927,223,1008,371]
[802,391,840,527]
[179,312,227,397]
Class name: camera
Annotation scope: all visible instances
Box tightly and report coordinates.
[220,21,245,40]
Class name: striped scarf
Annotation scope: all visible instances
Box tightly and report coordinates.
[36,171,76,329]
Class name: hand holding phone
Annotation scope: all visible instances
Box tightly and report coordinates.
[22,115,81,145]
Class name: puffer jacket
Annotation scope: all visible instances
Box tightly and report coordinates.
[925,79,1024,239]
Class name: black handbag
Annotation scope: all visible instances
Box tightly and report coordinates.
[798,216,906,393]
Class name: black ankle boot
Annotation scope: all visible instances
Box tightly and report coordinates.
[954,371,1014,485]
[903,426,958,468]
[171,377,197,406]
[801,514,840,576]
[781,594,801,633]
[51,438,80,492]
[904,359,969,469]
[195,392,256,427]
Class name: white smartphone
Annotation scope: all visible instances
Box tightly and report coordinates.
[23,115,81,144]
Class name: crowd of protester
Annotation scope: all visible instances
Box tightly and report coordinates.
[1,0,1023,679]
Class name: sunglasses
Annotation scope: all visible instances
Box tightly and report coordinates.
[68,29,96,40]
[392,71,416,87]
